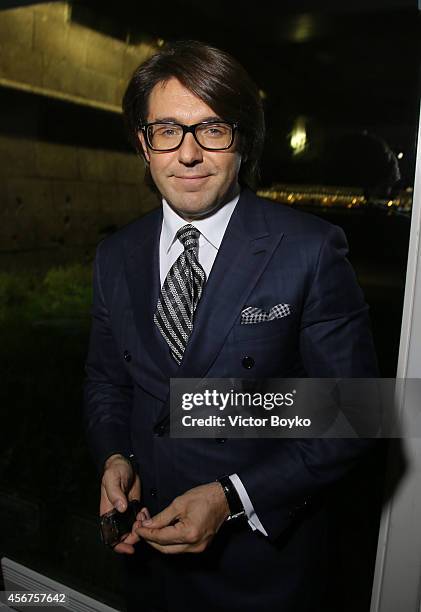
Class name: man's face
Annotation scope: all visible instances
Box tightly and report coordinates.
[138,78,242,220]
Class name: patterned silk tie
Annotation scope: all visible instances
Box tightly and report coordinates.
[154,224,206,364]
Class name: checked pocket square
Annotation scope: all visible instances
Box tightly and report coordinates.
[240,303,291,324]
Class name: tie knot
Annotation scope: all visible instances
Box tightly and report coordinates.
[176,224,200,251]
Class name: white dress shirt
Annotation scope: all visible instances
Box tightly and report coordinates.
[159,195,268,537]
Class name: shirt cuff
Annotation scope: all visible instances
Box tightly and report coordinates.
[229,473,268,537]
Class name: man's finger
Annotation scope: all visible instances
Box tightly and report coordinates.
[135,523,186,545]
[121,530,140,546]
[113,529,140,555]
[101,461,137,513]
[102,475,128,512]
[144,540,189,554]
[141,503,179,529]
[136,508,150,524]
[136,507,151,522]
[113,541,135,554]
[127,475,141,501]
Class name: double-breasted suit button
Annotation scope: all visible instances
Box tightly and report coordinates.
[150,488,157,497]
[123,350,132,362]
[242,356,255,369]
[216,438,226,443]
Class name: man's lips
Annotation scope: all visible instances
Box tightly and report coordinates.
[171,175,212,189]
[174,175,211,180]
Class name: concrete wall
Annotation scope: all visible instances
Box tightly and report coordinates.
[0,135,158,263]
[0,2,159,269]
[0,1,156,110]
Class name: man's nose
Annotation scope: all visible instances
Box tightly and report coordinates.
[177,132,203,164]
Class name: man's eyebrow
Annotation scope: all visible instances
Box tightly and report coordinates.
[151,115,223,124]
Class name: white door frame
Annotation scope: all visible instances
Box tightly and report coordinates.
[370,101,421,612]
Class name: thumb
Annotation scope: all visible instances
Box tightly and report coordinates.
[104,474,128,512]
[128,474,141,502]
[142,502,179,529]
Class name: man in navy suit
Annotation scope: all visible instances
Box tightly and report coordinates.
[84,41,379,611]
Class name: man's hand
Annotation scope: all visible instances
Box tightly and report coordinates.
[133,482,230,554]
[100,453,146,554]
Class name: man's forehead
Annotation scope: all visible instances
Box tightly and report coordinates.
[146,77,219,122]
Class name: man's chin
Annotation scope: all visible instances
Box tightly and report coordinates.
[165,193,222,220]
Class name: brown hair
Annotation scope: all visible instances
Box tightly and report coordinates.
[122,40,265,190]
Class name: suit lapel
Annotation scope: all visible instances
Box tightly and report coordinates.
[124,209,178,401]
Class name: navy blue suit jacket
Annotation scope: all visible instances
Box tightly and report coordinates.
[84,189,379,611]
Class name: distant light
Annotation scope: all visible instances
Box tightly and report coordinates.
[259,89,267,100]
[387,201,393,207]
[397,152,404,159]
[291,14,316,44]
[290,117,307,155]
[157,38,165,47]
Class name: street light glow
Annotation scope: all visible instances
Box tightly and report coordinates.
[290,117,307,155]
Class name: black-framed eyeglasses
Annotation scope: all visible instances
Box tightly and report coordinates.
[140,120,238,152]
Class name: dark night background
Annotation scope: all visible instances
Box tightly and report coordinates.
[0,0,420,610]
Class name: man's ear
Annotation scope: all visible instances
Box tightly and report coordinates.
[137,131,150,163]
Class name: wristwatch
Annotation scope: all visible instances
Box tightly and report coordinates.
[217,475,246,521]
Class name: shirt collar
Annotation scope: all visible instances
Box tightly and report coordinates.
[161,193,240,253]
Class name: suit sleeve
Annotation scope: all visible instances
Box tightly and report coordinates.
[237,224,379,542]
[84,241,134,474]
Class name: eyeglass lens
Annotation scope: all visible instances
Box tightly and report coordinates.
[147,123,233,150]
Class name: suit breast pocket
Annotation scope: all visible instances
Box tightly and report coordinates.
[231,317,291,343]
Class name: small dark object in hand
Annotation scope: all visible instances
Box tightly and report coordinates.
[99,500,142,548]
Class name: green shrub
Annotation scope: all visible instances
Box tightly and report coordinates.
[37,264,93,318]
[0,265,93,323]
